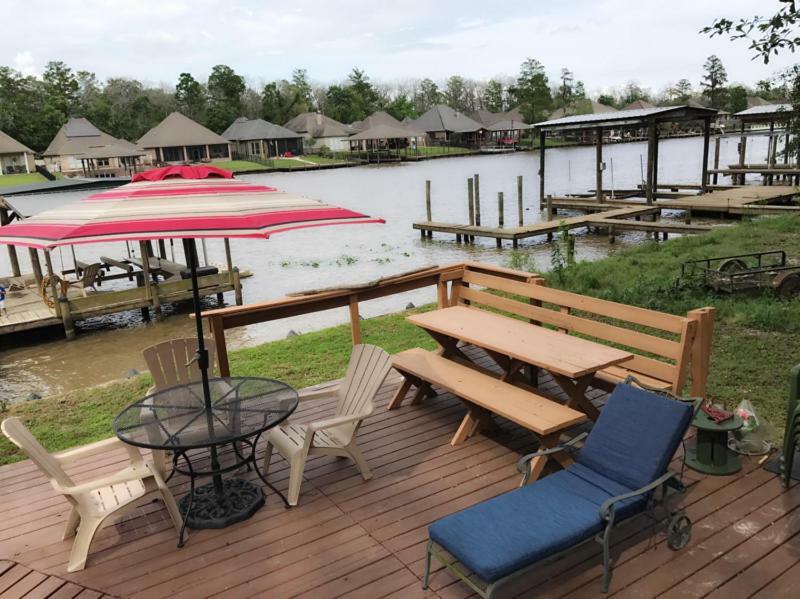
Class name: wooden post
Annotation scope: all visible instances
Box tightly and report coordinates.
[224,238,234,285]
[157,239,167,259]
[538,129,546,210]
[498,192,504,228]
[700,117,711,193]
[232,267,242,305]
[138,241,154,322]
[348,294,362,345]
[784,131,791,166]
[768,120,776,185]
[712,136,721,185]
[517,175,523,226]
[425,180,432,221]
[595,127,603,201]
[684,208,692,225]
[608,225,616,244]
[546,194,553,221]
[738,123,747,185]
[28,248,43,289]
[467,178,474,226]
[653,124,660,199]
[59,296,75,340]
[688,307,716,398]
[209,316,230,377]
[473,174,481,226]
[646,122,656,205]
[43,250,62,319]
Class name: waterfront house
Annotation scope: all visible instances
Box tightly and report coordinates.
[0,130,35,175]
[222,117,304,159]
[410,104,485,146]
[43,118,145,178]
[350,110,406,132]
[470,106,527,127]
[284,112,355,152]
[138,112,232,164]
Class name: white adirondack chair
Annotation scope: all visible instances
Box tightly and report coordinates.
[141,338,217,477]
[1,417,183,573]
[263,344,392,506]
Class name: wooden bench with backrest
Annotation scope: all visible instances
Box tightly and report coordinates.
[391,347,587,456]
[449,268,715,398]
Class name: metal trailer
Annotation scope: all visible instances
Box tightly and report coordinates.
[681,250,800,296]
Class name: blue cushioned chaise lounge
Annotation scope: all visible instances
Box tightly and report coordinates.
[423,381,696,597]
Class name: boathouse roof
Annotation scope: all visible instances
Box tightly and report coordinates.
[138,112,229,148]
[222,117,302,141]
[535,105,718,131]
[349,122,425,140]
[735,103,795,123]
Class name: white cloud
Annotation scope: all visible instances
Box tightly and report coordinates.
[13,51,39,77]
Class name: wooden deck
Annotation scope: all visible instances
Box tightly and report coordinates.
[0,347,796,598]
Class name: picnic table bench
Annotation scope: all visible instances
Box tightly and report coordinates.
[391,348,587,464]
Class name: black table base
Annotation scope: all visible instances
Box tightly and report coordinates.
[179,478,265,530]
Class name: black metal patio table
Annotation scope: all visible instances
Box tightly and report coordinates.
[114,376,298,546]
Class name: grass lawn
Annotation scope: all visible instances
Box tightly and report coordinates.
[0,172,51,187]
[1,215,799,464]
[209,160,269,173]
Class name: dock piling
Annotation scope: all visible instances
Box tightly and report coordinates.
[28,248,43,290]
[517,175,523,226]
[59,296,75,340]
[424,180,432,239]
[498,192,504,228]
[467,178,474,226]
[233,267,243,305]
[474,174,481,226]
[712,137,721,185]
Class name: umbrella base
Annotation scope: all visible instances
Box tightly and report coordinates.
[179,478,264,529]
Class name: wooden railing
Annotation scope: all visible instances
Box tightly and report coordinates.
[200,262,539,377]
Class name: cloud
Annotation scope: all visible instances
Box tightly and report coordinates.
[13,51,39,77]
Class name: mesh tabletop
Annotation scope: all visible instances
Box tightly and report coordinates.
[114,377,298,450]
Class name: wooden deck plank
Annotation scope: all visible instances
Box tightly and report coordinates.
[0,348,796,598]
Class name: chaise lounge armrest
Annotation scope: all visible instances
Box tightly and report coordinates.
[516,432,588,483]
[598,470,684,522]
[297,379,343,402]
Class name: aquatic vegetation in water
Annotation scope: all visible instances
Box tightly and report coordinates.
[336,254,359,266]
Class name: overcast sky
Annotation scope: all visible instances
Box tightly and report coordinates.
[3,0,797,95]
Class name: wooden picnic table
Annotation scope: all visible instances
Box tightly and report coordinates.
[407,306,634,420]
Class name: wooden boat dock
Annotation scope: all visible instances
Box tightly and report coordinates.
[413,184,798,247]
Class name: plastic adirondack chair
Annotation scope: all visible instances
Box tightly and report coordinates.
[60,262,103,297]
[1,417,183,573]
[263,344,393,505]
[141,338,217,477]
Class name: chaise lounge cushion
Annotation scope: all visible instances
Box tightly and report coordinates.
[428,465,645,583]
[575,384,693,490]
[428,384,694,584]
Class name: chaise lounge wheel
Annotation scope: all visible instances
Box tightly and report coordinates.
[667,512,692,550]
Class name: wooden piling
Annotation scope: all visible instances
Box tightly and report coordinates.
[467,178,474,226]
[0,209,21,277]
[539,129,546,210]
[712,136,721,185]
[546,194,553,222]
[138,241,154,322]
[684,208,692,224]
[517,175,523,226]
[473,174,481,226]
[738,134,747,185]
[233,267,243,305]
[646,122,656,204]
[425,180,432,221]
[43,250,62,319]
[498,192,504,229]
[595,127,604,201]
[59,296,75,340]
[700,117,711,192]
[28,248,43,289]
[608,225,616,244]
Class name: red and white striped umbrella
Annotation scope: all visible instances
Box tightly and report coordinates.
[0,166,383,249]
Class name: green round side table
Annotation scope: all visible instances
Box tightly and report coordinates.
[684,410,743,475]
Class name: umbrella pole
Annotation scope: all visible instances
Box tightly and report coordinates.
[185,239,224,496]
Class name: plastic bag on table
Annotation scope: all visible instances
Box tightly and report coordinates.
[728,399,772,456]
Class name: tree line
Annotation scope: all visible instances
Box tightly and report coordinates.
[0,54,791,153]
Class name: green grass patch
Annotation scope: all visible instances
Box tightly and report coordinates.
[0,172,51,187]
